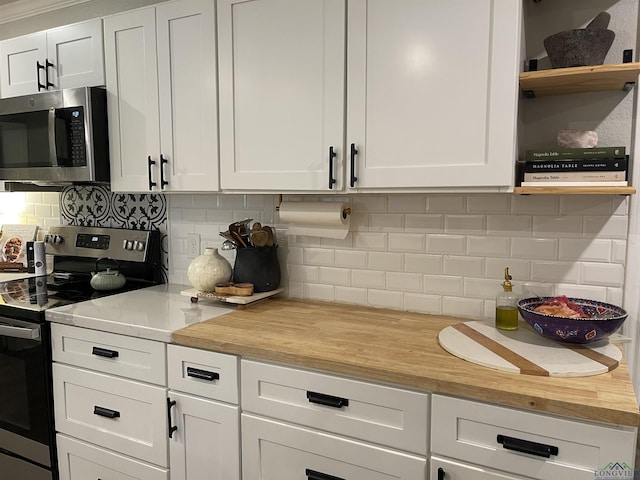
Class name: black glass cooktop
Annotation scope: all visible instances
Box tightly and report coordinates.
[0,274,156,322]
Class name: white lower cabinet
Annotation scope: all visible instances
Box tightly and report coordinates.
[242,413,426,479]
[167,344,241,480]
[56,434,169,480]
[431,455,533,480]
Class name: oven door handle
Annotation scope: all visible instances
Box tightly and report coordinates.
[0,323,40,340]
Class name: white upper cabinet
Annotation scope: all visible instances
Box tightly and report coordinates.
[218,0,345,191]
[104,0,219,193]
[347,0,521,189]
[0,19,104,98]
[218,0,521,191]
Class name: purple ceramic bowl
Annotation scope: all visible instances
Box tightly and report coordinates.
[517,297,627,344]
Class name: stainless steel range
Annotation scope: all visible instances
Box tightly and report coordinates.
[0,225,162,480]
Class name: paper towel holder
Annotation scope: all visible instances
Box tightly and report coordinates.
[275,195,351,219]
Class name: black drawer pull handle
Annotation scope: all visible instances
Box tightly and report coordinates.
[94,406,120,419]
[497,434,558,458]
[167,398,178,438]
[306,468,345,480]
[437,467,445,480]
[349,143,358,187]
[306,391,349,408]
[92,346,119,358]
[186,367,219,381]
[328,146,337,189]
[147,155,157,190]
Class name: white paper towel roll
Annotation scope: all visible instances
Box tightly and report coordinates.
[280,201,350,239]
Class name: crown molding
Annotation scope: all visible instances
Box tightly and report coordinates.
[0,0,92,24]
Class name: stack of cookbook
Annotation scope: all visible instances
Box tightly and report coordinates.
[520,146,627,187]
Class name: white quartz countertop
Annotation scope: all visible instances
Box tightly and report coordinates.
[45,284,236,342]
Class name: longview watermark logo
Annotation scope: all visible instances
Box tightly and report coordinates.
[594,462,638,479]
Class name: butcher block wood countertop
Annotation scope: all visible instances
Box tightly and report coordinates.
[172,298,640,427]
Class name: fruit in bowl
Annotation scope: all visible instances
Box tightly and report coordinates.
[517,296,627,344]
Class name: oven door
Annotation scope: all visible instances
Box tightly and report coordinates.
[0,316,53,474]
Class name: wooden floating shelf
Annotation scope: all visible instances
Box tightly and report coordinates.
[519,62,640,97]
[514,186,636,195]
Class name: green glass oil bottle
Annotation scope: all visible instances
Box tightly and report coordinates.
[496,267,518,330]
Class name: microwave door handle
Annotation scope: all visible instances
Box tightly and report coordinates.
[48,108,59,166]
[0,323,40,340]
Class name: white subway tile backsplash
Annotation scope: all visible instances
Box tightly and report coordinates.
[335,286,368,305]
[386,272,422,292]
[558,239,611,262]
[531,261,580,284]
[335,250,368,269]
[581,263,625,287]
[444,215,485,234]
[388,195,426,213]
[404,293,442,315]
[466,194,511,213]
[163,192,629,322]
[487,215,532,236]
[351,269,385,289]
[467,236,510,257]
[443,256,484,277]
[511,237,558,259]
[442,296,484,319]
[354,232,388,251]
[607,287,623,307]
[304,248,335,266]
[427,194,466,213]
[389,233,425,253]
[427,235,465,254]
[404,254,443,274]
[367,289,403,310]
[318,267,350,286]
[369,252,404,271]
[583,215,628,239]
[369,214,404,231]
[405,214,443,233]
[424,275,463,295]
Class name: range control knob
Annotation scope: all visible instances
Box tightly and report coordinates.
[124,240,134,251]
[45,234,63,245]
[134,241,145,251]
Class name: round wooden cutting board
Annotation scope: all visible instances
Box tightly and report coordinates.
[438,321,622,377]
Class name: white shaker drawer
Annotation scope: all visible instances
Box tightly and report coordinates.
[53,363,168,467]
[242,414,426,480]
[56,434,169,480]
[167,344,238,403]
[431,455,534,480]
[431,395,637,480]
[241,359,429,455]
[51,323,166,385]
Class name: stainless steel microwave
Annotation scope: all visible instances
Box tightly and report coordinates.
[0,86,109,184]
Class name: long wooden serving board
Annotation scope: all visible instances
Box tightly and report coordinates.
[438,321,621,377]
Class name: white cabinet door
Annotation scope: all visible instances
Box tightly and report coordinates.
[168,391,240,480]
[242,413,426,479]
[156,0,219,192]
[46,19,105,91]
[104,7,161,192]
[0,19,104,98]
[0,32,46,97]
[218,0,346,191]
[346,0,521,189]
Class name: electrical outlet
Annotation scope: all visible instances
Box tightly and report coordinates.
[187,233,200,259]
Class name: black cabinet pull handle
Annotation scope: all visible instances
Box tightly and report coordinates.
[36,61,46,91]
[328,146,337,189]
[305,468,344,480]
[92,346,119,358]
[167,398,178,438]
[349,143,358,187]
[94,406,120,419]
[437,467,445,480]
[147,156,157,190]
[160,154,168,189]
[306,391,349,409]
[187,367,219,381]
[45,58,54,88]
[497,434,558,458]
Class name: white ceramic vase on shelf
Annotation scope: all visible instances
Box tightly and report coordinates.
[187,247,232,292]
